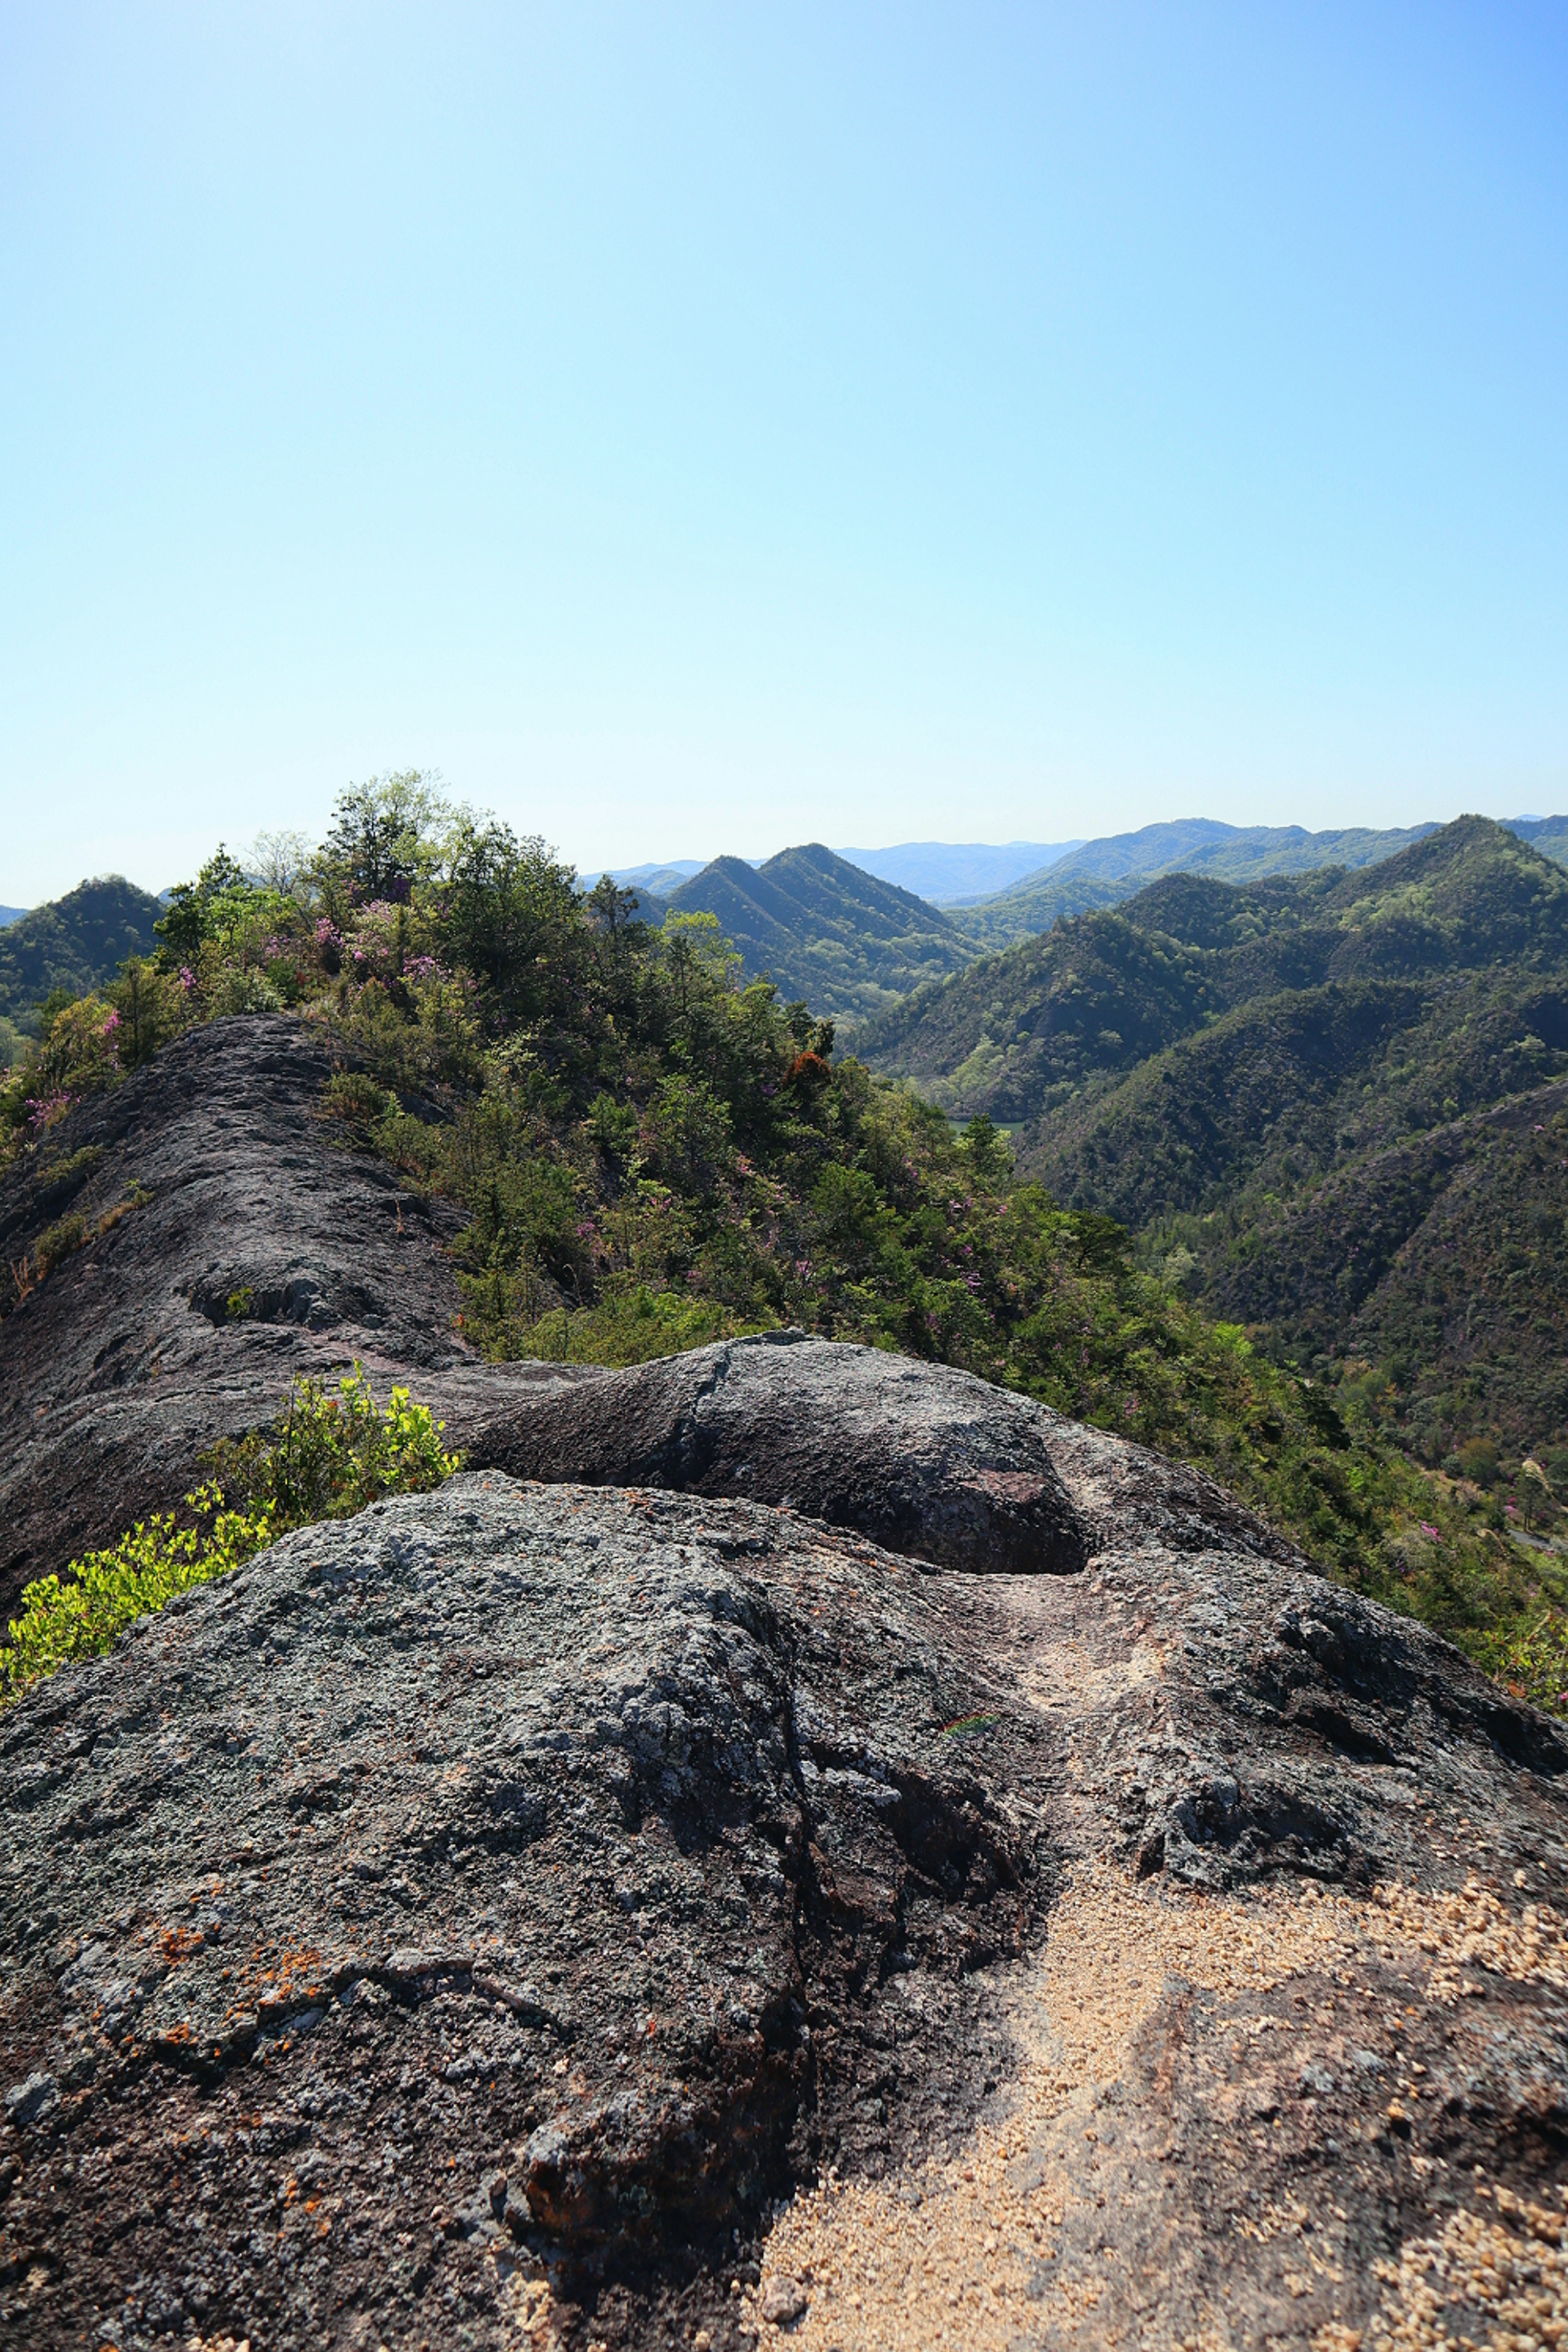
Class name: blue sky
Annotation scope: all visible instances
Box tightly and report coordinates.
[2,2,1566,900]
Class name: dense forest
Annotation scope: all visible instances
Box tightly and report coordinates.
[859,824,1568,1452]
[938,813,1561,948]
[3,780,1567,1710]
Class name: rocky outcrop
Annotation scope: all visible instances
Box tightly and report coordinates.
[0,1025,1090,1615]
[4,1449,1567,2350]
[467,1332,1089,1574]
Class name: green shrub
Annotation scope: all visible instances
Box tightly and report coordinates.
[2,1367,461,1707]
[320,1069,394,1126]
[0,1486,275,1704]
[201,1365,461,1526]
[502,1282,764,1365]
[207,965,285,1017]
[1471,1610,1568,1715]
[1458,1436,1500,1488]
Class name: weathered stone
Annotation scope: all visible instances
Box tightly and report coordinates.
[0,1018,590,1617]
[757,2272,807,2324]
[468,1330,1089,1575]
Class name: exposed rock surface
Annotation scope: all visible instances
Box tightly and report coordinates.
[3,1014,1568,2350]
[4,1450,1567,2350]
[468,1332,1089,1575]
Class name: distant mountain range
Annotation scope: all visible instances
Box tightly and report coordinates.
[597,813,1568,1030]
[604,842,1083,905]
[942,818,1457,945]
[606,860,707,898]
[10,813,1568,1052]
[859,816,1568,1457]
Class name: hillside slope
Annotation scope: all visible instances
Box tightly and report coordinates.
[3,1054,1566,2350]
[867,820,1568,1114]
[858,866,1361,1116]
[666,841,970,1017]
[946,816,1441,945]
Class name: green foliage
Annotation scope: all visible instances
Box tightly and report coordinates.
[1,1368,461,1706]
[500,1283,755,1366]
[0,1484,276,1704]
[858,899,1229,1117]
[1471,1609,1568,1715]
[942,817,1500,951]
[441,815,584,1020]
[17,802,1568,1719]
[33,1212,86,1278]
[867,820,1568,1472]
[664,845,971,1022]
[202,1367,461,1527]
[108,956,189,1070]
[869,820,1568,1125]
[155,844,254,963]
[315,771,450,909]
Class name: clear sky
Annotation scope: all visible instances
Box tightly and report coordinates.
[3,2,1566,902]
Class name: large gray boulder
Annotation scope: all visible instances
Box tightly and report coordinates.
[468,1330,1089,1575]
[3,1459,1566,2352]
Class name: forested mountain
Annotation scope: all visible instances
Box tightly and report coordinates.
[864,817,1568,1461]
[9,783,1568,1708]
[944,816,1443,945]
[0,875,164,1035]
[664,842,970,1018]
[1507,815,1568,865]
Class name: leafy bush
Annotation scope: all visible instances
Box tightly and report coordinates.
[33,1212,85,1277]
[1,1486,275,1705]
[2,1368,460,1706]
[201,1367,461,1526]
[1471,1610,1568,1715]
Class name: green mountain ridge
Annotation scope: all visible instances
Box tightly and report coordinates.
[664,841,971,1019]
[10,782,1568,1713]
[959,817,1568,1459]
[942,813,1565,947]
